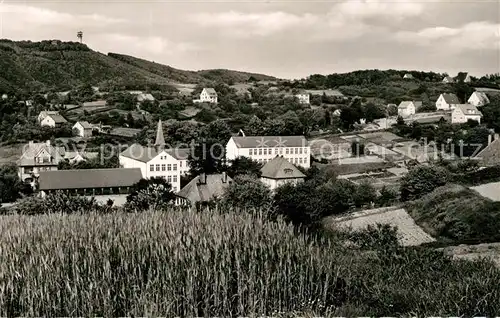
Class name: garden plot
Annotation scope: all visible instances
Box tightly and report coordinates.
[326,207,435,247]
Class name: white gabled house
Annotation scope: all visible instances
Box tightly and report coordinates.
[403,73,414,79]
[397,101,416,118]
[451,104,482,124]
[38,111,68,127]
[295,92,310,105]
[196,88,218,104]
[442,76,455,84]
[226,135,311,169]
[468,91,490,107]
[73,121,93,138]
[436,93,461,111]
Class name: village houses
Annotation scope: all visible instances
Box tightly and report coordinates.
[260,156,306,191]
[73,121,93,138]
[436,93,461,110]
[468,91,490,107]
[451,104,482,124]
[38,111,68,127]
[226,135,311,169]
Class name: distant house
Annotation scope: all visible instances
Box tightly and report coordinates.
[260,156,306,191]
[295,92,310,105]
[332,109,342,117]
[65,151,99,164]
[1,93,7,100]
[73,121,93,138]
[134,92,155,103]
[304,89,345,98]
[38,111,67,127]
[17,140,65,185]
[442,76,455,84]
[436,93,460,110]
[403,73,414,79]
[398,101,416,118]
[38,168,143,199]
[82,100,108,110]
[468,91,490,107]
[175,173,233,206]
[474,134,500,167]
[464,74,472,83]
[451,104,482,124]
[197,88,218,104]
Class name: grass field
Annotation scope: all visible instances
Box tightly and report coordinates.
[2,209,500,316]
[0,144,24,166]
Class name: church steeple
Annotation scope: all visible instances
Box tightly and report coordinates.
[154,120,165,147]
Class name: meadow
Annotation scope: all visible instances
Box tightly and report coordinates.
[1,208,500,316]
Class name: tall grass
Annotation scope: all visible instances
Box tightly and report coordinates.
[0,208,500,316]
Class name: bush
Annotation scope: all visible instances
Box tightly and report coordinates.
[125,177,175,212]
[8,192,112,215]
[223,175,271,210]
[400,165,450,201]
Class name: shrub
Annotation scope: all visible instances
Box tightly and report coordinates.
[124,177,175,212]
[223,175,271,210]
[400,165,450,201]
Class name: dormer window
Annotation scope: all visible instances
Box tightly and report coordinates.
[284,168,293,175]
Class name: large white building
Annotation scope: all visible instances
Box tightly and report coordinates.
[119,121,190,192]
[226,135,311,169]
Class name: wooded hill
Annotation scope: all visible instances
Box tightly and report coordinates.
[0,40,276,93]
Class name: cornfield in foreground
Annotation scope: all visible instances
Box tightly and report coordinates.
[1,208,500,316]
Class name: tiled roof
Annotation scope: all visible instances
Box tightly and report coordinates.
[17,142,65,167]
[38,168,143,191]
[261,156,306,179]
[76,121,93,129]
[176,174,232,202]
[441,93,460,104]
[398,101,414,109]
[456,104,482,116]
[230,136,308,148]
[47,114,67,124]
[204,88,217,96]
[120,144,191,163]
[475,138,500,166]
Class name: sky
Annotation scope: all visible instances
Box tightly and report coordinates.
[0,0,499,79]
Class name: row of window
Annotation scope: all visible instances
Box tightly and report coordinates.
[249,147,309,156]
[150,164,178,172]
[257,157,308,165]
[159,157,185,167]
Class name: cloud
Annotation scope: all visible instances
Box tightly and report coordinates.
[0,3,125,29]
[396,21,500,51]
[91,34,200,56]
[188,0,424,41]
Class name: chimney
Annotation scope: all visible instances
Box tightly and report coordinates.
[199,172,206,185]
[222,171,227,183]
[29,141,34,146]
[46,140,51,147]
[495,134,499,141]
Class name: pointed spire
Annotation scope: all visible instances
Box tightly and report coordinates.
[155,120,165,147]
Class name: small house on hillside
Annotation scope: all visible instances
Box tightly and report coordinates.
[442,76,455,84]
[175,173,233,206]
[464,74,472,83]
[295,92,310,105]
[468,91,490,107]
[73,121,93,138]
[1,94,7,100]
[403,73,414,79]
[451,104,482,124]
[436,93,460,110]
[38,111,67,127]
[196,88,218,104]
[260,156,306,191]
[398,101,416,118]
